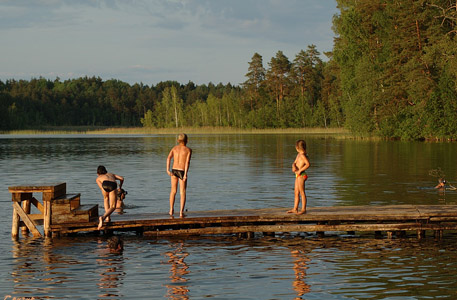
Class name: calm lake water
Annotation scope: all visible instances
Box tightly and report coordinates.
[1,134,457,299]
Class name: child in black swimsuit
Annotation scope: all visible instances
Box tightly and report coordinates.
[102,180,117,192]
[96,165,124,230]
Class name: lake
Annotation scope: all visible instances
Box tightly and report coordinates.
[1,134,457,299]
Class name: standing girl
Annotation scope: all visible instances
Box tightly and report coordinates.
[287,140,310,215]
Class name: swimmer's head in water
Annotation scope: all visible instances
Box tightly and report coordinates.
[118,188,127,200]
[108,236,123,252]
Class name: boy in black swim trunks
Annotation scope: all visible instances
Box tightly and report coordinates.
[166,133,192,217]
[96,165,124,230]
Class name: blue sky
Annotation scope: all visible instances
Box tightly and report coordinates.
[0,0,339,86]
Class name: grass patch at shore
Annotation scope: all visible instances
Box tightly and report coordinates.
[2,126,350,136]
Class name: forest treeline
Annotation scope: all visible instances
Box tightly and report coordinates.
[0,44,337,131]
[2,0,457,139]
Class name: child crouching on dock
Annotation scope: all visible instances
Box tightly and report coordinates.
[287,140,310,215]
[96,165,124,230]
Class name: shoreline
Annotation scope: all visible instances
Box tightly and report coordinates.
[1,126,350,136]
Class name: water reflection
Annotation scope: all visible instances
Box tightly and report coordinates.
[290,249,311,299]
[163,242,190,300]
[96,238,126,299]
[10,238,71,297]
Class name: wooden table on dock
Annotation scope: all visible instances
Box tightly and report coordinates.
[9,183,66,238]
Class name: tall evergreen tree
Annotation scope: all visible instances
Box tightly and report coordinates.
[243,53,266,110]
[266,51,291,123]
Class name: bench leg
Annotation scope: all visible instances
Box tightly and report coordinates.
[21,200,31,236]
[11,205,20,239]
[44,201,52,238]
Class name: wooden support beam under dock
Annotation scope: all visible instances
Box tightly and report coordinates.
[50,205,457,238]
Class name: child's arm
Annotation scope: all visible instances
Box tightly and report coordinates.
[292,154,299,172]
[183,148,192,181]
[115,174,124,189]
[295,154,310,175]
[292,162,298,172]
[166,149,174,176]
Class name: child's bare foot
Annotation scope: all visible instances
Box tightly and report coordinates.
[169,210,174,216]
[297,210,306,215]
[180,212,186,218]
[97,216,103,230]
[287,209,298,214]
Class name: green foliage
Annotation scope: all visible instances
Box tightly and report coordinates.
[0,40,341,131]
[333,0,457,139]
[140,109,154,128]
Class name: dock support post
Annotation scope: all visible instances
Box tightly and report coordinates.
[11,206,20,240]
[21,200,31,236]
[43,192,52,238]
[12,202,42,237]
[417,230,425,239]
[11,192,33,239]
[434,230,443,239]
[387,231,393,239]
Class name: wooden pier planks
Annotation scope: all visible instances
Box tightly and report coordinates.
[49,205,457,236]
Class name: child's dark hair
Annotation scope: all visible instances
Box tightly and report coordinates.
[118,188,128,197]
[97,165,107,175]
[108,236,123,251]
[295,140,307,154]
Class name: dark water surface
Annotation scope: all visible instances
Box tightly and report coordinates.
[1,134,457,299]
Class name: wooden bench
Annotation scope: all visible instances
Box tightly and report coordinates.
[9,183,98,239]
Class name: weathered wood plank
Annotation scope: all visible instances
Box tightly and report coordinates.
[47,204,457,236]
[21,200,31,235]
[12,202,42,237]
[43,201,51,237]
[8,183,66,194]
[11,206,20,239]
[11,192,33,202]
[26,215,44,226]
[52,193,80,204]
[146,223,428,236]
[56,222,457,236]
[30,197,44,213]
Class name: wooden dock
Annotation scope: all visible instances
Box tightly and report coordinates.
[9,182,457,239]
[51,205,457,239]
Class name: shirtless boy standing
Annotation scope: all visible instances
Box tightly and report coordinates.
[166,133,192,217]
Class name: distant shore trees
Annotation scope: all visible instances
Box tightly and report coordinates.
[0,45,334,131]
[2,0,457,139]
